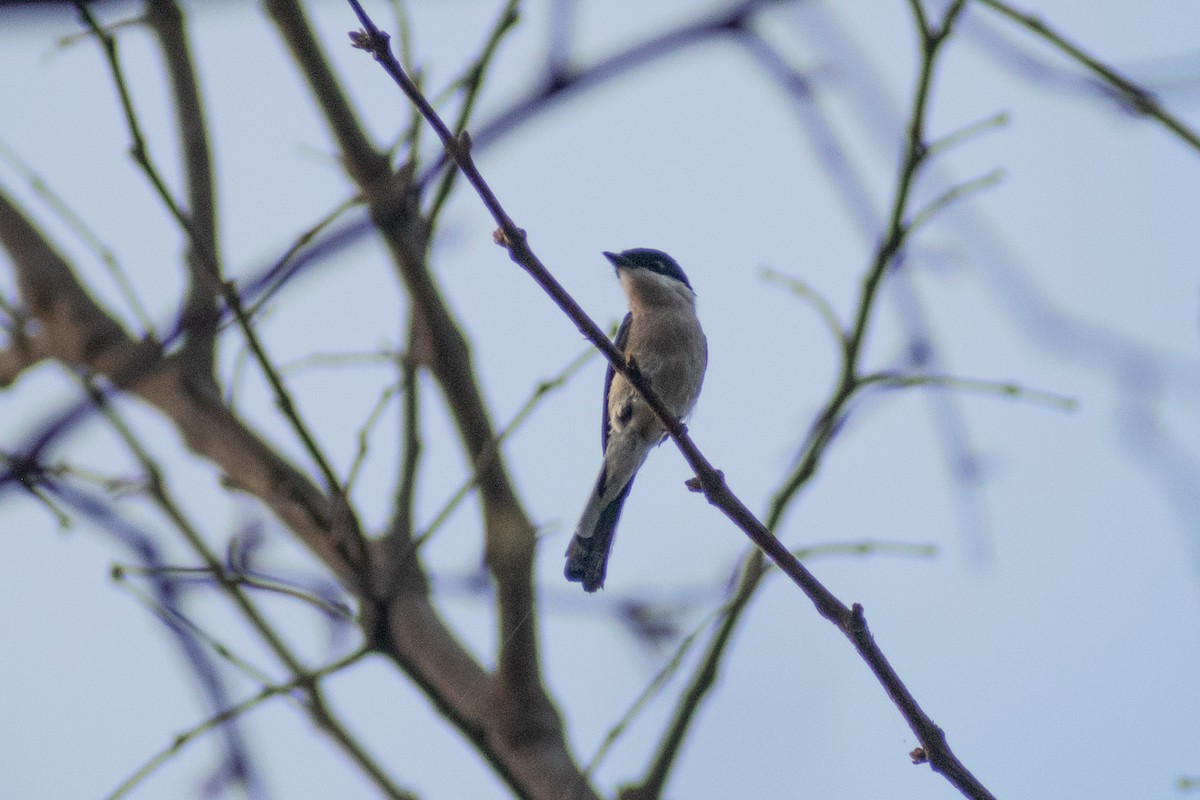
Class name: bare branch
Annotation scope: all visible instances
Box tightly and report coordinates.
[413,344,596,551]
[143,0,221,388]
[104,648,382,800]
[345,2,994,797]
[417,0,781,188]
[0,183,374,585]
[426,0,521,226]
[77,4,356,534]
[0,188,406,794]
[268,2,585,797]
[628,540,937,799]
[0,137,155,332]
[0,302,48,385]
[389,334,421,544]
[760,266,847,348]
[0,186,136,377]
[975,0,1200,152]
[861,370,1078,411]
[907,169,1005,233]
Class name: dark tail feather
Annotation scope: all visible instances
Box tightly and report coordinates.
[565,478,635,592]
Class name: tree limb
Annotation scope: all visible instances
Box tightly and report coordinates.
[143,0,222,390]
[344,2,994,796]
[265,2,585,797]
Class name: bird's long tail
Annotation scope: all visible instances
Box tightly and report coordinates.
[565,474,636,592]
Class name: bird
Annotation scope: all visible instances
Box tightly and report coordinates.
[565,248,708,592]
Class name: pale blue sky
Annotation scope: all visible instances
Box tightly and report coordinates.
[1,1,1199,799]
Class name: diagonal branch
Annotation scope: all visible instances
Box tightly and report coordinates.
[345,2,994,798]
[974,0,1200,153]
[265,3,585,798]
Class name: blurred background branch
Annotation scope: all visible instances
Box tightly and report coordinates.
[0,1,1196,799]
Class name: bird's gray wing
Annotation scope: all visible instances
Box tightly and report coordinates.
[602,312,632,453]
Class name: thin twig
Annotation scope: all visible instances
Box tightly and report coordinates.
[105,647,376,800]
[925,111,1010,158]
[861,370,1078,411]
[427,0,521,225]
[772,0,969,527]
[413,344,597,550]
[760,266,848,348]
[345,381,401,493]
[975,0,1200,152]
[390,342,421,543]
[120,562,354,619]
[246,194,363,320]
[278,348,397,375]
[907,169,1005,233]
[91,382,410,800]
[111,566,280,686]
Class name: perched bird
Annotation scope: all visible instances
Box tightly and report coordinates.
[565,248,708,592]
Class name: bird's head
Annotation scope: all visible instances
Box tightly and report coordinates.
[603,248,694,291]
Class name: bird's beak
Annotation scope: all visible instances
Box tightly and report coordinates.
[603,251,629,271]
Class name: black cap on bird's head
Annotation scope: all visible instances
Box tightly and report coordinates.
[603,248,693,290]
